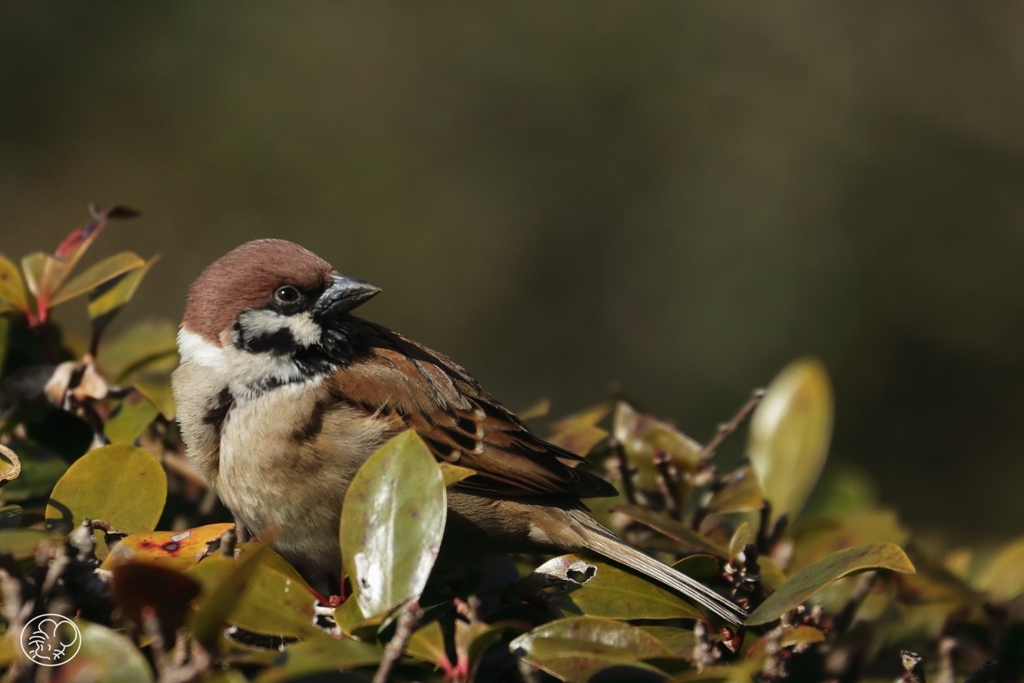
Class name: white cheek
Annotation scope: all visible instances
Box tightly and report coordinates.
[237,309,322,347]
[176,327,308,398]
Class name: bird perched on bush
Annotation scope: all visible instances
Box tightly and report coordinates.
[171,239,747,624]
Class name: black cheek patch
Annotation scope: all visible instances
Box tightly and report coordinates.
[234,321,297,357]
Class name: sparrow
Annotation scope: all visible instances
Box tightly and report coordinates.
[171,239,747,624]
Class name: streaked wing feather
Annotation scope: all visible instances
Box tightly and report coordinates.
[331,320,617,500]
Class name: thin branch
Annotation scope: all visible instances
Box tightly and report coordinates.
[609,438,637,504]
[652,450,682,520]
[372,601,422,683]
[698,389,765,465]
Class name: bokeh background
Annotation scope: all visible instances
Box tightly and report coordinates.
[3,3,1024,540]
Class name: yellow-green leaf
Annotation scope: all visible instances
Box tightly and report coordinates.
[614,402,702,499]
[20,251,56,299]
[746,542,915,625]
[440,462,476,487]
[339,430,447,620]
[531,554,702,620]
[97,319,179,382]
[255,635,385,682]
[52,620,155,683]
[0,529,61,559]
[613,503,728,557]
[189,533,276,650]
[511,617,672,683]
[0,255,29,314]
[104,392,159,445]
[407,620,448,667]
[705,465,763,516]
[518,397,551,421]
[50,251,146,307]
[45,445,167,552]
[976,536,1024,603]
[87,255,159,323]
[133,379,176,420]
[190,543,322,640]
[747,358,833,521]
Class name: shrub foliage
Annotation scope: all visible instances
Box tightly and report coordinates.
[0,210,1020,682]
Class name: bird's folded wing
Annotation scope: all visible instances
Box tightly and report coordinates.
[330,321,618,500]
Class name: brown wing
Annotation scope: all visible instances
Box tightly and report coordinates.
[329,319,618,500]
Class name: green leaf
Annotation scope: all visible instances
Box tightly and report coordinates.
[87,255,159,326]
[339,430,447,620]
[49,251,146,307]
[745,542,915,625]
[45,445,167,552]
[613,402,702,497]
[511,617,672,683]
[976,536,1024,602]
[133,379,176,420]
[789,509,909,572]
[255,636,385,682]
[439,462,476,487]
[531,554,702,620]
[747,358,833,521]
[638,626,695,658]
[189,533,276,650]
[0,255,29,314]
[20,252,57,300]
[0,529,61,559]
[189,543,323,640]
[57,620,155,683]
[613,504,728,557]
[407,620,449,667]
[705,465,763,516]
[104,392,160,445]
[97,319,179,382]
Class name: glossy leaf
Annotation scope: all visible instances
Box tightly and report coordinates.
[50,251,146,307]
[511,617,671,683]
[339,430,447,620]
[45,445,167,551]
[531,554,702,620]
[613,503,728,557]
[110,562,202,642]
[190,543,322,640]
[20,251,54,299]
[0,255,28,314]
[104,392,159,445]
[49,621,153,683]
[189,533,276,650]
[88,255,159,324]
[746,542,915,625]
[747,358,833,521]
[976,536,1024,602]
[406,620,449,668]
[101,523,234,572]
[0,444,22,488]
[255,636,385,682]
[97,319,179,382]
[789,509,909,572]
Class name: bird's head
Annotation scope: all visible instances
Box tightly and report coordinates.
[178,239,380,382]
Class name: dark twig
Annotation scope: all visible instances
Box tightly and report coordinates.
[901,651,926,683]
[698,389,765,465]
[372,600,422,683]
[652,450,682,520]
[609,438,637,505]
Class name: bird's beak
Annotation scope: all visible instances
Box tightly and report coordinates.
[316,274,381,314]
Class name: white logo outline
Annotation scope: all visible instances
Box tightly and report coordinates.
[20,614,81,667]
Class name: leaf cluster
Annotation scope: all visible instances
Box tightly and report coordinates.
[0,212,1020,683]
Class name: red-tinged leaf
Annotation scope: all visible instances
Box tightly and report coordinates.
[101,524,234,573]
[0,255,29,314]
[50,252,146,307]
[53,205,138,264]
[746,542,915,625]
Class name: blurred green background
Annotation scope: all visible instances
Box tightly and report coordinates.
[3,3,1024,539]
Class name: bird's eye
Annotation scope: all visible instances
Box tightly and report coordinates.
[274,285,300,304]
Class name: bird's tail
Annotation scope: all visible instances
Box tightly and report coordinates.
[573,511,748,625]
